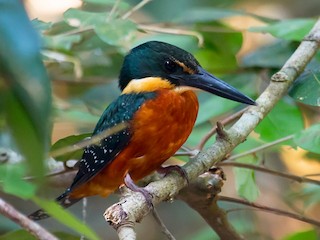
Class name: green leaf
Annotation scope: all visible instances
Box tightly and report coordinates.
[95,19,136,46]
[0,1,51,179]
[173,7,245,23]
[32,197,100,240]
[241,40,295,68]
[0,230,81,240]
[281,229,318,240]
[234,157,260,202]
[196,93,239,125]
[0,164,36,199]
[249,18,316,41]
[64,8,106,27]
[3,94,46,182]
[82,0,130,9]
[43,34,82,51]
[195,22,242,73]
[31,19,53,32]
[289,70,320,106]
[0,230,37,240]
[255,99,304,142]
[50,133,91,161]
[294,124,320,154]
[63,9,136,47]
[186,122,214,147]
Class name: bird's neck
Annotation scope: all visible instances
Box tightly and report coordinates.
[122,77,174,94]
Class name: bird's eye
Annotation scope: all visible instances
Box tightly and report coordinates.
[164,60,177,73]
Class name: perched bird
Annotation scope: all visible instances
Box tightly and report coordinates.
[29,41,255,220]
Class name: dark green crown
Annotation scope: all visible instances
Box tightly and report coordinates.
[119,41,200,90]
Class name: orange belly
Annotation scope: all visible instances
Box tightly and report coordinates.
[70,89,199,198]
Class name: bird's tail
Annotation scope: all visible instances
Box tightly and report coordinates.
[28,189,81,221]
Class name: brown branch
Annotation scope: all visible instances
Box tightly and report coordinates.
[197,107,249,150]
[104,18,320,239]
[219,162,320,185]
[218,196,320,227]
[177,171,243,240]
[0,198,58,240]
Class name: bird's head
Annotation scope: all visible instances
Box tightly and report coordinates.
[119,41,255,105]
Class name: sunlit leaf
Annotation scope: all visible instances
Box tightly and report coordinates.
[50,133,91,161]
[32,197,99,240]
[255,99,304,142]
[250,18,316,41]
[289,70,320,106]
[281,229,317,240]
[294,124,320,154]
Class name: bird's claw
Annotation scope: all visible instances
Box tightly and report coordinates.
[157,165,190,185]
[124,173,154,209]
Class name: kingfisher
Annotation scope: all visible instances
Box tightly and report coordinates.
[29,41,255,220]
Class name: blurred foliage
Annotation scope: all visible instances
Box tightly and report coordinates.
[0,0,320,239]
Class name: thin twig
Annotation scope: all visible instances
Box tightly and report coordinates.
[50,123,128,158]
[151,209,176,240]
[138,24,204,47]
[80,198,88,240]
[121,0,152,20]
[197,107,249,150]
[0,198,58,240]
[108,0,122,21]
[218,195,320,227]
[227,134,294,161]
[219,162,320,185]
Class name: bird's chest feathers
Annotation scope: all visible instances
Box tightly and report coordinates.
[130,89,199,160]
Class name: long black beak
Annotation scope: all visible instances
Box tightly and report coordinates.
[177,67,256,105]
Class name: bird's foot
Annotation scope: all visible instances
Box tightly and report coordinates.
[124,173,153,209]
[157,165,189,185]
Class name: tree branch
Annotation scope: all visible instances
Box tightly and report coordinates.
[104,18,320,239]
[218,196,320,227]
[177,171,243,240]
[219,162,320,185]
[0,198,58,240]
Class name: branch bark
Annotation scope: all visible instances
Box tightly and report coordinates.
[0,198,58,240]
[104,18,320,239]
[177,171,243,240]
